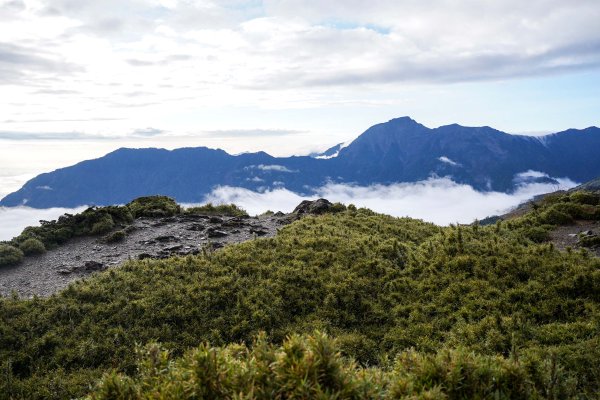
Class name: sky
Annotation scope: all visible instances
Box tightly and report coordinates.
[1,0,600,200]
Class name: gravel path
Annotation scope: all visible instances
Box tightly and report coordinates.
[0,213,290,298]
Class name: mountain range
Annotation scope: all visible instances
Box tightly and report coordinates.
[2,116,600,208]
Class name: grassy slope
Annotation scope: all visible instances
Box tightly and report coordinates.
[1,194,600,399]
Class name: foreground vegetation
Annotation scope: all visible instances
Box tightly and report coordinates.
[89,332,575,400]
[0,191,599,399]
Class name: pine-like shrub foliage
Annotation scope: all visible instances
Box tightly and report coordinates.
[88,332,572,400]
[0,192,599,399]
[18,238,46,255]
[127,196,181,218]
[185,202,248,217]
[0,244,24,267]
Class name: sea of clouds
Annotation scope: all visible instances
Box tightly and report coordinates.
[0,176,577,241]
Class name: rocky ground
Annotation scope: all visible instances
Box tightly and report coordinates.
[0,212,292,298]
[548,219,600,256]
[0,198,335,298]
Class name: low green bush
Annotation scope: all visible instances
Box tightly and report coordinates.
[539,206,573,225]
[90,215,115,235]
[522,226,551,243]
[579,234,600,248]
[330,202,347,213]
[105,230,126,243]
[18,238,46,255]
[127,196,181,218]
[186,202,248,217]
[0,244,24,267]
[569,191,599,206]
[88,332,573,400]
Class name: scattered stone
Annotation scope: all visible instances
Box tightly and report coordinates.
[292,198,333,215]
[156,235,177,242]
[207,228,228,238]
[250,226,268,236]
[82,261,106,272]
[222,218,248,228]
[187,224,205,231]
[164,244,183,252]
[209,216,223,224]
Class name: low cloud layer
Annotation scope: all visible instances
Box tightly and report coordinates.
[0,177,578,241]
[0,206,87,241]
[205,177,577,225]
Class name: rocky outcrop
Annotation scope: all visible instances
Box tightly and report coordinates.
[292,199,334,215]
[0,199,339,298]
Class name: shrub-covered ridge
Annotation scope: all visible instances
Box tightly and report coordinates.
[0,192,599,399]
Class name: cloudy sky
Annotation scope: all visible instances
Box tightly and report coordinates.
[1,0,600,193]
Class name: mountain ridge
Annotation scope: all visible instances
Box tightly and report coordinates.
[2,116,599,208]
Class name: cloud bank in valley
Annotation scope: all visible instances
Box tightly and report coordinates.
[0,177,577,241]
[204,177,577,225]
[0,206,87,241]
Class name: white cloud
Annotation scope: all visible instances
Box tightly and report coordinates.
[251,164,298,173]
[438,156,460,166]
[516,170,549,179]
[0,176,578,241]
[203,176,578,225]
[0,205,87,241]
[2,1,599,118]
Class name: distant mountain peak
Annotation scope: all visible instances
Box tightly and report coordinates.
[2,117,600,208]
[387,116,423,126]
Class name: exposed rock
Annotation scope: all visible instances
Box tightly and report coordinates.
[156,235,178,242]
[293,199,333,215]
[82,261,106,272]
[209,216,223,223]
[250,226,268,236]
[222,218,248,228]
[207,228,228,238]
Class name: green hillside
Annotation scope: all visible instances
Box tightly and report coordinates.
[1,192,600,399]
